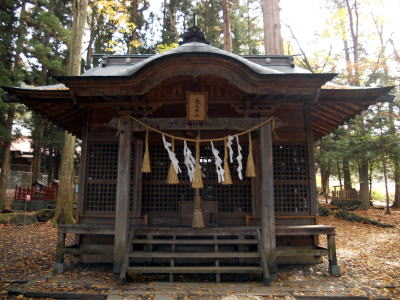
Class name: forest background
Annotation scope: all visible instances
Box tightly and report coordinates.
[0,0,399,211]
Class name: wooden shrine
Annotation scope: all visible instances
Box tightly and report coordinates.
[2,25,394,283]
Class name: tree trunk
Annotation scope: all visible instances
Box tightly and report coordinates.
[31,118,44,183]
[53,133,76,224]
[392,161,400,208]
[358,159,370,209]
[129,0,138,53]
[342,158,352,191]
[336,161,342,189]
[261,0,284,54]
[54,0,88,225]
[222,0,232,52]
[12,0,27,81]
[68,0,88,76]
[0,107,15,211]
[368,160,373,200]
[54,151,61,179]
[388,102,400,208]
[85,6,96,69]
[321,161,331,202]
[48,147,54,182]
[382,155,390,214]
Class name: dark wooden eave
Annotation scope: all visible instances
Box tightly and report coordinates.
[1,84,394,140]
[311,86,395,139]
[1,86,84,137]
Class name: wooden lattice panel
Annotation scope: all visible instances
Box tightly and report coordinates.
[201,184,252,213]
[85,143,119,212]
[87,143,119,180]
[273,144,307,180]
[274,183,308,213]
[142,144,252,213]
[273,143,309,215]
[86,183,117,212]
[142,184,194,212]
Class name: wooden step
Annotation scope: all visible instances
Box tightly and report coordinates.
[128,251,260,258]
[276,246,329,257]
[132,239,258,245]
[126,266,263,274]
[134,227,258,236]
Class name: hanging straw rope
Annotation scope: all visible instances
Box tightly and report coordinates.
[246,132,256,177]
[117,115,277,142]
[192,140,203,189]
[166,137,179,184]
[222,138,233,185]
[141,129,151,173]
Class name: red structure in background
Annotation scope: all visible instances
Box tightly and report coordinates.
[14,185,57,202]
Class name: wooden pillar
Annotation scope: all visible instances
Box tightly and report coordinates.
[260,122,277,278]
[327,233,341,276]
[304,105,318,217]
[113,118,132,273]
[76,109,90,220]
[55,228,66,273]
[73,109,90,253]
[132,139,142,216]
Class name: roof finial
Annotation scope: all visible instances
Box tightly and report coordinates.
[179,15,210,45]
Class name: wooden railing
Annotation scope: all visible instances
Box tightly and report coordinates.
[331,189,359,201]
[14,186,57,202]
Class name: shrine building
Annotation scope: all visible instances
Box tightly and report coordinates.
[2,25,393,283]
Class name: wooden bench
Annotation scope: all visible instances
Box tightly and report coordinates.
[55,224,115,273]
[276,225,341,276]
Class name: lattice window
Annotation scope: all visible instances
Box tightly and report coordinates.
[142,143,252,213]
[201,184,252,213]
[273,143,309,215]
[274,184,308,213]
[87,143,119,180]
[142,184,194,212]
[86,183,117,212]
[273,144,307,180]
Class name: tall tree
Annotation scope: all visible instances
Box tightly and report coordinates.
[53,0,88,225]
[30,115,44,183]
[222,0,232,52]
[0,106,15,211]
[195,0,223,48]
[261,0,283,54]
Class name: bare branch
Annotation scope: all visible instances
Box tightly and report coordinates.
[284,23,314,73]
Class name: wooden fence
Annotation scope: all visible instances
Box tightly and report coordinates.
[331,189,359,201]
[14,186,57,202]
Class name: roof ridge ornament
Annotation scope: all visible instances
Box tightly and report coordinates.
[179,14,210,45]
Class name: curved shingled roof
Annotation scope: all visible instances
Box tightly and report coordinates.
[82,42,289,78]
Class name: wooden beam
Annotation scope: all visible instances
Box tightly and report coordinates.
[314,104,348,119]
[310,111,341,128]
[326,103,355,116]
[109,117,285,132]
[259,122,276,278]
[113,118,132,273]
[311,119,334,133]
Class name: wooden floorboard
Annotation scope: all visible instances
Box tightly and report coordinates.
[128,251,260,258]
[132,239,258,244]
[126,266,263,273]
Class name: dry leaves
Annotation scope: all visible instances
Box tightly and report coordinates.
[0,209,399,299]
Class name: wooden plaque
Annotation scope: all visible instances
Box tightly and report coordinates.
[186,92,208,121]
